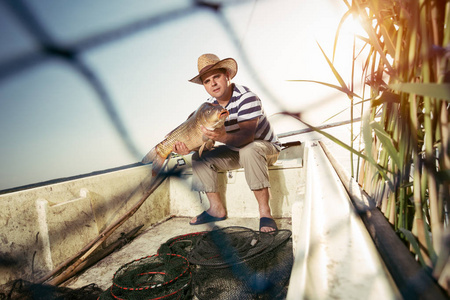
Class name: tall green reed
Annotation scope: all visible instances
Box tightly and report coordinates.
[293,0,449,291]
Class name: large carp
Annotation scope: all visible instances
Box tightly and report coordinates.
[142,102,229,174]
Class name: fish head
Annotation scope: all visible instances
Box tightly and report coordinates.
[197,102,229,129]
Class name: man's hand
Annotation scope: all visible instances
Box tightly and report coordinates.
[173,141,190,155]
[201,125,226,142]
[201,118,258,148]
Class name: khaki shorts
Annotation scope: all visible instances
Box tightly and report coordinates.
[191,140,280,192]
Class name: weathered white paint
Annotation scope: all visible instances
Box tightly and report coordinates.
[36,199,53,271]
[50,188,88,208]
[287,142,400,300]
[0,165,170,284]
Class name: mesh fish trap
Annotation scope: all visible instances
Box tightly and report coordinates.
[1,226,292,300]
[188,227,293,300]
[98,253,192,300]
[187,226,286,267]
[157,231,207,257]
[97,226,292,300]
[0,279,103,300]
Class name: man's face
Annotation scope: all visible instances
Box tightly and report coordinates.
[201,69,231,102]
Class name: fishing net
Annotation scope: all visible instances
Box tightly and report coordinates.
[2,226,292,300]
[189,227,293,300]
[157,231,207,257]
[0,279,102,300]
[99,254,192,300]
[188,226,279,267]
[99,226,292,299]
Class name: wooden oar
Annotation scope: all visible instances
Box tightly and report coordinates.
[42,224,145,287]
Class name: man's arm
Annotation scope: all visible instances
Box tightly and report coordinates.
[201,117,258,148]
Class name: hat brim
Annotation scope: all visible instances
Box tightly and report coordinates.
[189,58,238,85]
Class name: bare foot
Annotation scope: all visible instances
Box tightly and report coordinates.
[260,225,276,233]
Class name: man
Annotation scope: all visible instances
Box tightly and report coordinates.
[173,54,281,232]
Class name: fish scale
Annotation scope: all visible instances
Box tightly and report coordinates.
[142,102,229,175]
[156,123,202,158]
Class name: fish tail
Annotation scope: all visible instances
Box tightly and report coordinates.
[151,156,166,176]
[141,147,157,164]
[141,147,166,176]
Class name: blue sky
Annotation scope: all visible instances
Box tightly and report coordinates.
[0,0,364,190]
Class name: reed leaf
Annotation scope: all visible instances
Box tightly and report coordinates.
[379,20,397,57]
[362,112,374,160]
[283,112,395,188]
[371,91,401,107]
[389,83,450,101]
[323,106,351,124]
[352,1,395,75]
[333,8,353,63]
[288,79,361,99]
[355,35,371,46]
[316,42,354,99]
[399,228,427,267]
[370,122,401,166]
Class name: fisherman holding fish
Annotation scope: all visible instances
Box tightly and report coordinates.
[173,54,281,233]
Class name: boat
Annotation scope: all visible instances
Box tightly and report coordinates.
[1,0,449,298]
[3,137,430,299]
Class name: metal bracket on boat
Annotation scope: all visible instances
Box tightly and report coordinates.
[280,141,302,149]
[176,158,186,167]
[227,171,237,184]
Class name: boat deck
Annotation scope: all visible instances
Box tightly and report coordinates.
[64,217,292,291]
[0,142,405,299]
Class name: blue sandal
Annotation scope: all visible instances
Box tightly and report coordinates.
[259,217,278,231]
[189,211,227,225]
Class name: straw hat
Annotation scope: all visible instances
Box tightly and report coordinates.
[189,54,238,85]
